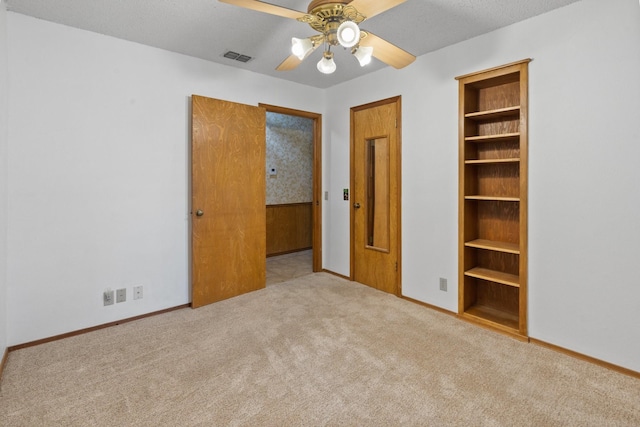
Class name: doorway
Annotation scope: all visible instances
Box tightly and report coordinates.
[260,104,322,273]
[191,97,321,308]
[350,96,402,295]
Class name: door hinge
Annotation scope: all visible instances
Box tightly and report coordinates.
[395,261,398,272]
[395,118,397,128]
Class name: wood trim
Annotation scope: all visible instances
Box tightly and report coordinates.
[401,296,457,317]
[7,304,190,352]
[267,248,312,258]
[260,103,322,272]
[0,347,8,382]
[267,202,312,207]
[258,104,320,119]
[457,77,466,316]
[455,58,532,81]
[518,61,529,335]
[350,95,402,112]
[530,338,640,380]
[458,312,529,342]
[349,107,355,281]
[321,269,351,281]
[312,114,323,272]
[396,98,403,296]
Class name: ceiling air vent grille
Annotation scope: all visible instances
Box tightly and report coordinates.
[223,51,253,63]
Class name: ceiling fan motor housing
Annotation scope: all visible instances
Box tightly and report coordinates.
[300,1,365,36]
[306,0,352,14]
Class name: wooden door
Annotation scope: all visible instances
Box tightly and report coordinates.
[191,95,266,308]
[351,97,401,295]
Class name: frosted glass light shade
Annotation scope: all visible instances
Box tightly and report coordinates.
[337,21,360,48]
[317,52,336,74]
[353,46,373,66]
[291,37,313,60]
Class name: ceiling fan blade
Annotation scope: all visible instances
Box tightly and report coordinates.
[276,36,322,71]
[349,0,407,20]
[277,54,304,71]
[360,32,415,69]
[219,0,307,20]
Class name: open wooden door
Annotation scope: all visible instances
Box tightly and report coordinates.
[191,95,266,308]
[351,97,401,295]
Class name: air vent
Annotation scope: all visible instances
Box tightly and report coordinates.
[223,51,253,63]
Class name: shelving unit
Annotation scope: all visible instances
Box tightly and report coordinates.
[456,59,530,339]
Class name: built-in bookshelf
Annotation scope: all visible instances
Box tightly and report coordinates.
[456,59,530,339]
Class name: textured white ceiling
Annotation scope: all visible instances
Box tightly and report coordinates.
[5,0,582,88]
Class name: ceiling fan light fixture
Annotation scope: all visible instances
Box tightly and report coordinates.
[353,45,374,67]
[336,21,361,48]
[317,51,336,74]
[222,0,416,73]
[291,37,314,60]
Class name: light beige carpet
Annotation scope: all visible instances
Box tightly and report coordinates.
[1,272,639,426]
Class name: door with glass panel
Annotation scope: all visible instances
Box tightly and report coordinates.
[350,97,401,295]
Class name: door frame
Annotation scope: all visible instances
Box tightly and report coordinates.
[350,96,402,295]
[259,103,323,272]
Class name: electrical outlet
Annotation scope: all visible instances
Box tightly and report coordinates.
[133,285,143,300]
[439,278,448,292]
[116,288,126,303]
[103,289,114,306]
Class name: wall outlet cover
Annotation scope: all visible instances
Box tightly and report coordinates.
[104,290,114,306]
[116,288,126,303]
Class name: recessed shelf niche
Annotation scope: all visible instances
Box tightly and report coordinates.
[456,59,530,339]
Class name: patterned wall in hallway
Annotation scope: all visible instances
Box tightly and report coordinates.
[266,112,313,205]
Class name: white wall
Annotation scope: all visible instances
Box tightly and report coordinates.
[5,13,324,345]
[324,0,640,372]
[0,0,9,357]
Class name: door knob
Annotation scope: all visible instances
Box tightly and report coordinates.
[196,209,204,217]
[353,203,361,209]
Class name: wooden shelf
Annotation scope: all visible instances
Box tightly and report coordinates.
[465,158,520,164]
[463,304,519,331]
[457,60,529,338]
[464,267,520,288]
[465,195,519,202]
[465,106,520,121]
[465,133,520,143]
[465,239,519,254]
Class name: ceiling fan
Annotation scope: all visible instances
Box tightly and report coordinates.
[219,0,416,74]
